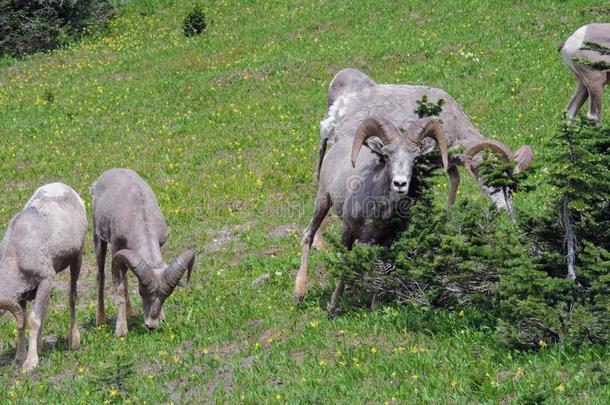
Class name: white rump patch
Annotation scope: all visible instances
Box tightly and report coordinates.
[38,183,69,198]
[26,183,83,209]
[319,92,354,143]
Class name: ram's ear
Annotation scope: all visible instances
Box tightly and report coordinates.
[365,138,385,157]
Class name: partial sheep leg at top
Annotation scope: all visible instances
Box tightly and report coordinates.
[581,69,607,127]
[566,78,588,121]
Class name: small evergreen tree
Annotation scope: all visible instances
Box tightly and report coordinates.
[182,5,207,37]
[94,349,135,402]
[325,110,610,349]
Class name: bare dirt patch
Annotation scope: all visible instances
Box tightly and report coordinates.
[289,350,305,364]
[206,366,235,395]
[260,329,286,349]
[204,221,256,253]
[268,223,300,238]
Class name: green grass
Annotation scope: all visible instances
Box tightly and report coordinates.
[1,0,609,403]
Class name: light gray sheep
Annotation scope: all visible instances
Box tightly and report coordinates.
[0,183,86,371]
[295,117,449,309]
[558,23,610,127]
[318,69,533,208]
[311,69,534,248]
[92,168,194,337]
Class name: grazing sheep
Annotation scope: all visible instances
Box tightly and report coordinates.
[0,183,86,371]
[295,117,450,308]
[558,23,610,127]
[92,168,194,337]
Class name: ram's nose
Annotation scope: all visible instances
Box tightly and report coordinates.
[144,318,161,331]
[392,176,409,194]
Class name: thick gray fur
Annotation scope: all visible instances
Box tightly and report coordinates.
[0,183,86,371]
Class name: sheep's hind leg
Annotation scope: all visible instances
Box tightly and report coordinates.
[14,300,27,364]
[566,80,588,121]
[93,234,107,326]
[583,71,606,127]
[22,279,51,372]
[295,193,331,304]
[68,253,82,349]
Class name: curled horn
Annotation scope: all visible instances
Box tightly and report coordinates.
[513,145,534,174]
[163,249,195,292]
[112,249,153,287]
[463,140,513,177]
[0,298,24,328]
[351,117,400,167]
[407,117,449,171]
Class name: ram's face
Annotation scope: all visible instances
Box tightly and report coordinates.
[379,139,421,196]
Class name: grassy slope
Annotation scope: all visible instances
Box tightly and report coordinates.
[0,0,609,403]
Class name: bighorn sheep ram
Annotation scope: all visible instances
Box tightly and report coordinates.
[92,168,194,337]
[0,183,86,371]
[295,116,450,309]
[311,69,534,248]
[558,23,610,127]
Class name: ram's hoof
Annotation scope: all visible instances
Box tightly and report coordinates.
[22,358,38,373]
[294,293,305,305]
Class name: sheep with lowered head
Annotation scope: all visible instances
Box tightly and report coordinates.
[92,168,194,337]
[0,183,86,371]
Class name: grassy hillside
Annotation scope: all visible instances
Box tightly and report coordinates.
[1,0,609,403]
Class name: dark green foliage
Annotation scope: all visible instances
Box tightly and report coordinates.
[572,57,610,71]
[325,115,610,350]
[414,94,445,118]
[497,119,610,348]
[326,197,519,308]
[182,5,207,37]
[580,41,610,56]
[478,154,531,193]
[545,118,610,264]
[0,0,115,58]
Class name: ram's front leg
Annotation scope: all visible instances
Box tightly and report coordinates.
[22,279,51,372]
[113,272,129,337]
